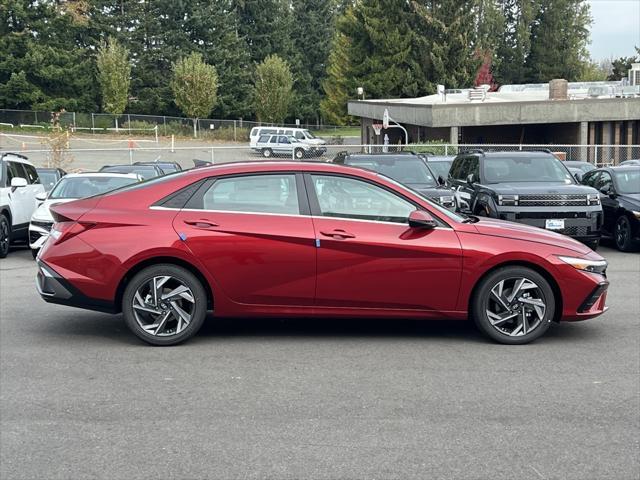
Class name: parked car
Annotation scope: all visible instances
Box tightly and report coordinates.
[423,155,455,183]
[36,168,66,192]
[37,161,608,346]
[563,161,595,182]
[619,159,640,167]
[446,150,603,249]
[581,166,640,251]
[29,172,141,258]
[253,134,323,159]
[250,127,326,150]
[99,164,164,180]
[134,161,182,174]
[0,153,45,258]
[334,152,455,209]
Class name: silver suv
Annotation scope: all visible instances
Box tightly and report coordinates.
[254,134,323,159]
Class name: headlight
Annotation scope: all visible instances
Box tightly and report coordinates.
[587,193,600,206]
[632,211,640,220]
[498,194,518,206]
[557,255,607,275]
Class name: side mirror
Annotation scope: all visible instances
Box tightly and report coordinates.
[408,210,437,229]
[437,175,445,186]
[35,192,48,202]
[466,173,475,185]
[599,185,610,195]
[10,177,27,189]
[573,172,582,182]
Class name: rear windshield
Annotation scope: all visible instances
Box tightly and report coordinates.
[614,169,640,194]
[50,176,139,199]
[483,156,574,184]
[346,156,437,187]
[101,165,159,180]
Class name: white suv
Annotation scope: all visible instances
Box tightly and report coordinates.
[0,153,45,258]
[250,127,327,152]
[253,134,322,159]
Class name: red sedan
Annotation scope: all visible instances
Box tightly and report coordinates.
[36,161,609,345]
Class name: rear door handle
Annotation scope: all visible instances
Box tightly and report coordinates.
[319,229,356,239]
[183,219,219,228]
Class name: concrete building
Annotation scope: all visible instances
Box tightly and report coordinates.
[348,81,640,162]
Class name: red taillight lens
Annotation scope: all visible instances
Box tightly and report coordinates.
[50,221,95,244]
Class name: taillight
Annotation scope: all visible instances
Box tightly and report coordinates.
[50,221,96,244]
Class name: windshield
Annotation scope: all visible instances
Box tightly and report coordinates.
[614,169,640,194]
[484,156,574,184]
[38,171,59,191]
[304,130,317,139]
[428,160,452,180]
[49,176,139,199]
[347,156,437,187]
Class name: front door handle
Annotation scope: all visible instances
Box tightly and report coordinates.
[183,219,219,228]
[319,229,356,239]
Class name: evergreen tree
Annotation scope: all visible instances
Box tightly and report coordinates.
[0,0,97,111]
[493,0,537,85]
[608,49,639,81]
[525,0,591,82]
[320,31,354,125]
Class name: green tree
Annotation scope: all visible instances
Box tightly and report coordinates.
[254,55,293,123]
[320,31,355,125]
[0,0,97,111]
[525,0,591,82]
[171,52,219,137]
[579,60,608,81]
[493,0,537,85]
[96,37,131,115]
[608,49,639,80]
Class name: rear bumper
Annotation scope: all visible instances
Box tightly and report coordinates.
[36,260,117,313]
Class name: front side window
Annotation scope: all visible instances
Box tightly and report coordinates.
[198,174,299,215]
[6,162,25,183]
[278,136,290,144]
[582,171,600,188]
[449,157,471,181]
[295,131,304,139]
[311,174,414,224]
[598,172,613,192]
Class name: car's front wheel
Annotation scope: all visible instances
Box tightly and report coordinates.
[615,215,634,251]
[0,214,10,259]
[471,266,555,345]
[262,148,272,158]
[122,264,208,346]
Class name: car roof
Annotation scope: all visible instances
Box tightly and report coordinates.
[62,172,140,179]
[459,151,553,158]
[564,160,591,165]
[1,153,34,165]
[102,164,159,170]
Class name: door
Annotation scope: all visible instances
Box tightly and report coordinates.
[6,161,32,226]
[448,156,478,212]
[596,171,617,233]
[306,173,463,312]
[172,173,317,306]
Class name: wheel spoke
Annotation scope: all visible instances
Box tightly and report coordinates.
[487,309,518,326]
[162,285,194,303]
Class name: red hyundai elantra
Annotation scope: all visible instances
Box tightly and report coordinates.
[36,161,609,345]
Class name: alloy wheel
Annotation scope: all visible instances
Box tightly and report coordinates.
[132,275,196,337]
[615,216,630,250]
[486,277,546,337]
[0,218,9,256]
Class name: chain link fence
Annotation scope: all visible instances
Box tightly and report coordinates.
[0,109,357,141]
[1,135,638,170]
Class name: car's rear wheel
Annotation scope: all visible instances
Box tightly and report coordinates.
[0,214,10,259]
[615,215,633,251]
[471,266,554,345]
[122,264,208,346]
[262,148,272,158]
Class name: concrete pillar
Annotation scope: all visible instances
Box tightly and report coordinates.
[578,122,588,161]
[627,121,634,161]
[588,122,596,163]
[602,122,613,165]
[614,121,622,164]
[450,126,459,146]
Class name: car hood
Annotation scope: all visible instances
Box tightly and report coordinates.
[487,182,597,195]
[410,185,452,198]
[619,193,640,208]
[300,139,326,146]
[31,198,76,222]
[471,217,592,254]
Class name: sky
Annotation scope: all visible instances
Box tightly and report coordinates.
[588,0,640,60]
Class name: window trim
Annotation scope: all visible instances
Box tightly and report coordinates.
[183,172,310,216]
[303,172,449,227]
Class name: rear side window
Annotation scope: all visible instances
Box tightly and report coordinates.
[23,164,40,184]
[258,135,270,143]
[192,174,300,215]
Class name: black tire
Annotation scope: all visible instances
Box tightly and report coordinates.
[122,264,208,346]
[471,266,555,345]
[262,148,272,158]
[615,215,634,252]
[31,248,39,259]
[294,148,304,159]
[0,214,10,259]
[585,239,599,251]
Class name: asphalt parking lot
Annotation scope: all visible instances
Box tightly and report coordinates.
[1,245,638,480]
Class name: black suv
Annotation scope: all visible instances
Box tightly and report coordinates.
[334,152,456,209]
[447,150,603,248]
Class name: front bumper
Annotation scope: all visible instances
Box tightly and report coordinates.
[29,220,53,250]
[496,206,602,241]
[36,260,116,313]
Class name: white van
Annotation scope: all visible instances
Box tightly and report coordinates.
[250,127,326,151]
